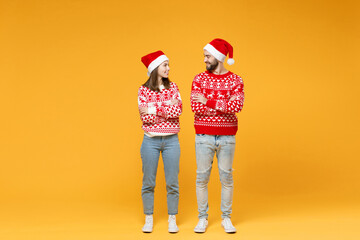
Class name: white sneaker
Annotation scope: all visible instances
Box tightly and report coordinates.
[142,215,153,233]
[168,215,179,233]
[194,218,208,233]
[221,217,236,233]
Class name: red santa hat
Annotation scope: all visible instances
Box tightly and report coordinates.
[141,50,169,76]
[203,38,235,65]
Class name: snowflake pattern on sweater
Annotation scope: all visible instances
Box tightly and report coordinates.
[138,82,182,135]
[190,71,244,135]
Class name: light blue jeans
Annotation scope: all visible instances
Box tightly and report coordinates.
[140,134,180,215]
[195,134,236,219]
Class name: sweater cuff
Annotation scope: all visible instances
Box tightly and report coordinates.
[205,99,217,109]
[148,106,157,115]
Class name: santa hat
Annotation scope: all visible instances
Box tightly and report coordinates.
[141,50,169,76]
[203,38,235,65]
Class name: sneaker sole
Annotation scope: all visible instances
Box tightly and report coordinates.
[168,226,179,233]
[221,225,236,233]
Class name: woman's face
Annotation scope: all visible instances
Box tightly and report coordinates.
[157,60,170,78]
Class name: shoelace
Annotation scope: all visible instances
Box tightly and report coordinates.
[169,216,176,223]
[145,217,153,224]
[198,219,207,227]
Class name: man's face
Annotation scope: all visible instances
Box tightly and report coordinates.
[204,50,218,71]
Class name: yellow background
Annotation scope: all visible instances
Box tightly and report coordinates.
[1,0,359,239]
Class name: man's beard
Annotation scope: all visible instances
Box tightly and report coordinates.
[206,59,219,71]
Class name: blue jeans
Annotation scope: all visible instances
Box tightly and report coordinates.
[195,134,236,219]
[140,134,180,215]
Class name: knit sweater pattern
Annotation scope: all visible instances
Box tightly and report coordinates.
[190,71,244,135]
[138,82,182,135]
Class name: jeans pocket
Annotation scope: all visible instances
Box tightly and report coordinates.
[195,134,208,144]
[224,136,236,144]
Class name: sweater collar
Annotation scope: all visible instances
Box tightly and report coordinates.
[205,70,232,78]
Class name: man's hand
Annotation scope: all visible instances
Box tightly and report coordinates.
[230,95,237,101]
[139,106,148,116]
[193,94,208,105]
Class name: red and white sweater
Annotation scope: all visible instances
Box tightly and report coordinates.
[190,71,244,135]
[138,82,182,136]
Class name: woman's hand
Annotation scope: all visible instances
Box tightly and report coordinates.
[170,98,179,105]
[139,106,148,116]
[193,94,207,105]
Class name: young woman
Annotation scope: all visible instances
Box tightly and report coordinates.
[138,51,182,233]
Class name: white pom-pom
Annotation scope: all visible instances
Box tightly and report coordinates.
[227,58,235,65]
